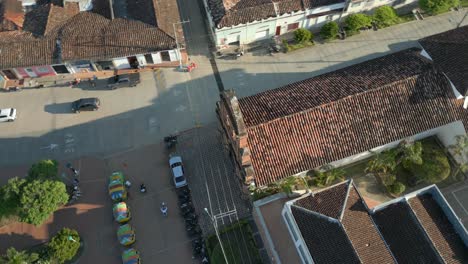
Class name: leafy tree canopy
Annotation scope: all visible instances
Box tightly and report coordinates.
[28,160,59,181]
[47,228,80,264]
[18,180,68,226]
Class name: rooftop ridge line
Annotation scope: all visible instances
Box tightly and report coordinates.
[244,66,437,130]
[338,179,352,222]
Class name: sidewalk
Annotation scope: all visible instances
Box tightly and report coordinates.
[4,53,188,89]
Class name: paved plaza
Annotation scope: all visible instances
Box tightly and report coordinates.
[0,144,198,263]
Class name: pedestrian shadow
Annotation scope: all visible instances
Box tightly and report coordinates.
[44,102,73,114]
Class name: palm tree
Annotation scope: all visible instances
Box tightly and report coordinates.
[279,177,298,196]
[365,150,397,174]
[312,165,346,187]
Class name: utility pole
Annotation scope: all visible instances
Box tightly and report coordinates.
[204,208,230,264]
[173,20,190,69]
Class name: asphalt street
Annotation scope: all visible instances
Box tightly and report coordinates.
[0,69,219,166]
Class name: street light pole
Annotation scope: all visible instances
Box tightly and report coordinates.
[204,208,229,264]
[173,20,190,69]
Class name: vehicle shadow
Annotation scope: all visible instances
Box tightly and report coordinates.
[44,102,74,114]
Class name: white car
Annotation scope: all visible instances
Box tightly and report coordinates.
[169,156,187,188]
[0,108,16,122]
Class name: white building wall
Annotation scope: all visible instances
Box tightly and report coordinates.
[282,203,315,264]
[347,0,418,14]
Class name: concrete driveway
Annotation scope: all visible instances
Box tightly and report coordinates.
[0,144,197,263]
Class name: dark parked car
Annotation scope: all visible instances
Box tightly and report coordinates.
[71,98,100,113]
[107,74,140,89]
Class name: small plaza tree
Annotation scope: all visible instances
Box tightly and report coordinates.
[28,159,59,181]
[47,228,80,264]
[18,180,68,226]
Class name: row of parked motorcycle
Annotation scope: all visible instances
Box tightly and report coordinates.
[177,187,209,263]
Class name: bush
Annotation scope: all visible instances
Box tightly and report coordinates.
[387,181,406,195]
[282,39,290,53]
[312,166,346,187]
[19,180,69,226]
[320,22,339,41]
[294,28,313,43]
[408,147,451,183]
[373,6,400,28]
[419,0,460,14]
[47,228,80,263]
[345,14,372,32]
[28,160,59,181]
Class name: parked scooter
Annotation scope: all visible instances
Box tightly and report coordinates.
[164,135,177,149]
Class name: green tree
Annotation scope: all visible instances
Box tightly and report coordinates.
[47,228,80,264]
[1,247,38,264]
[28,160,59,181]
[0,177,26,218]
[373,6,400,28]
[398,140,423,169]
[419,0,460,14]
[345,14,372,32]
[387,181,406,195]
[294,28,313,43]
[408,147,451,183]
[18,180,68,226]
[320,22,339,41]
[449,135,468,177]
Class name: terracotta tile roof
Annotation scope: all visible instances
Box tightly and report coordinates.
[237,49,463,187]
[291,181,395,263]
[0,31,56,68]
[409,194,468,263]
[293,181,348,219]
[208,0,343,28]
[238,48,434,127]
[373,202,442,263]
[126,0,181,39]
[342,186,395,263]
[288,181,468,264]
[23,4,72,36]
[419,25,468,95]
[0,0,24,31]
[55,13,176,61]
[291,205,360,264]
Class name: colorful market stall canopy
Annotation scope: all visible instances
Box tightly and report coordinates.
[122,248,140,264]
[113,202,131,223]
[117,224,136,246]
[109,172,127,201]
